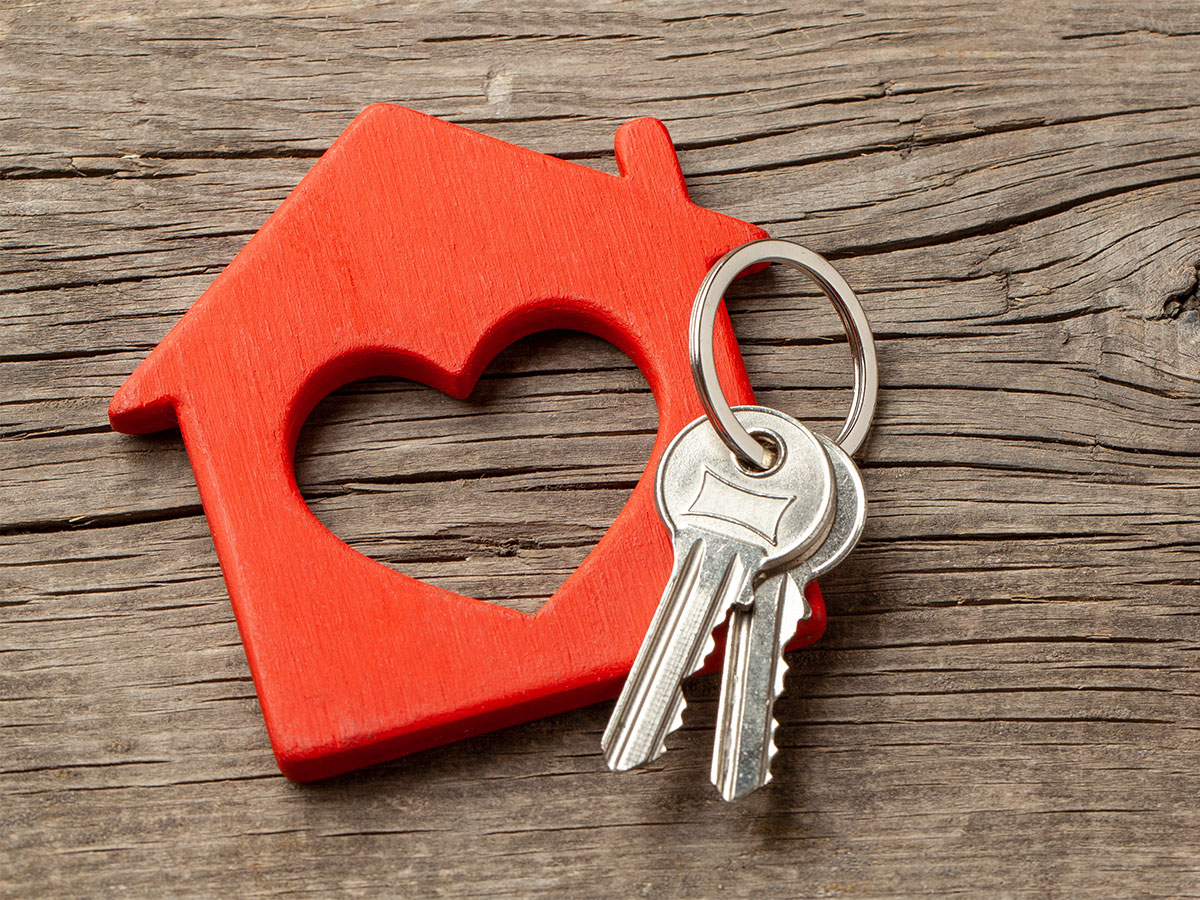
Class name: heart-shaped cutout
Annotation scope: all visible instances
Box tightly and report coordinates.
[294,331,657,615]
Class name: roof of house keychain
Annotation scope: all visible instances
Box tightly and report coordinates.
[604,239,878,800]
[107,104,834,781]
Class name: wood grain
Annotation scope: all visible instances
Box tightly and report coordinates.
[3,1,1199,897]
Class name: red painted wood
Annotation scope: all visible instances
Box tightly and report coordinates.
[108,104,826,781]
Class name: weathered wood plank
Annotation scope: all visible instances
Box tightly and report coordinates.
[3,1,1200,897]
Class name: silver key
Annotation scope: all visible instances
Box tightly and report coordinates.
[711,436,867,800]
[602,406,837,773]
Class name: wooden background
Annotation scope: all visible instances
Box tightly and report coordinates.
[3,1,1199,896]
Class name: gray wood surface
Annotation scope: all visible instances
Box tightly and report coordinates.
[3,1,1200,897]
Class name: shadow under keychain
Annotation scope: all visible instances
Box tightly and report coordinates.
[604,239,878,800]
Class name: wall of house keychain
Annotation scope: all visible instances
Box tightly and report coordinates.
[604,239,877,801]
[108,104,877,793]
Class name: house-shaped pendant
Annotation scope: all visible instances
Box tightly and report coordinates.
[108,104,826,780]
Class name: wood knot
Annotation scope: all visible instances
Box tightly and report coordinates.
[1158,263,1200,321]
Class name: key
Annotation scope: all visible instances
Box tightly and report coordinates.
[711,435,867,800]
[602,406,837,773]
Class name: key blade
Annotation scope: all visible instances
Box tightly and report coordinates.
[712,439,866,800]
[602,536,753,772]
[711,574,807,801]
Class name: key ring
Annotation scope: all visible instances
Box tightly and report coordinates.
[689,238,878,468]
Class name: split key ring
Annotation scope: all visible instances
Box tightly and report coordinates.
[689,238,879,468]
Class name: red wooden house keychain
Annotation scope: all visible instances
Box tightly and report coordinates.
[109,105,828,780]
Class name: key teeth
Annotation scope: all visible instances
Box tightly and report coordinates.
[769,654,790,758]
[689,629,719,680]
[668,705,685,738]
[639,741,671,768]
[605,696,686,772]
[765,719,781,785]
